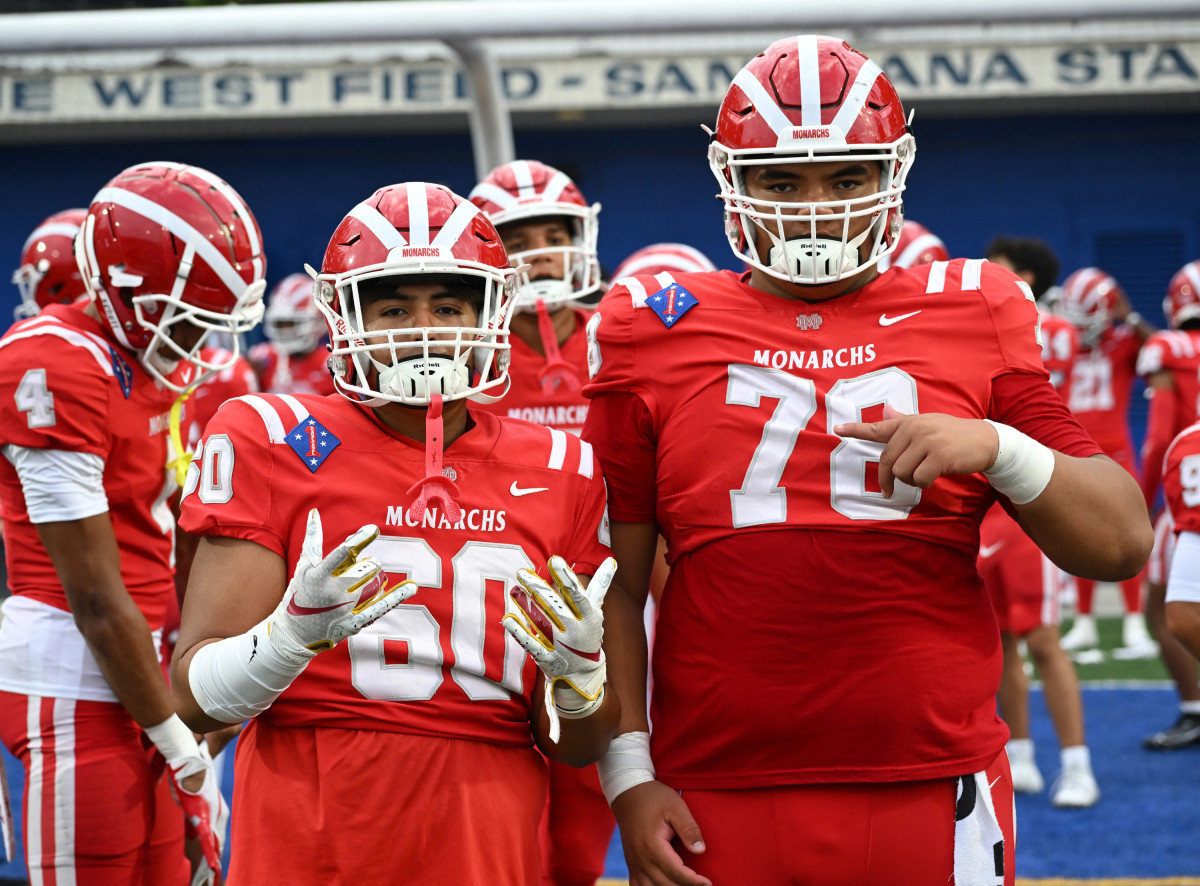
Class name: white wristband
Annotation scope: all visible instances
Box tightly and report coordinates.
[597,731,656,806]
[983,420,1056,505]
[188,616,314,725]
[144,713,200,766]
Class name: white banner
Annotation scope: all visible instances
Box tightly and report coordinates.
[0,41,1196,124]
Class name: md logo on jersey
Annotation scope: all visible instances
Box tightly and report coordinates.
[107,345,133,398]
[647,283,698,328]
[286,416,341,473]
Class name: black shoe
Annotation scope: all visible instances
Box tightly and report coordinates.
[1143,714,1200,749]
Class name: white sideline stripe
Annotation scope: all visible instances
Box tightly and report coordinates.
[578,439,594,479]
[91,187,251,298]
[961,258,984,291]
[467,181,516,209]
[513,160,535,196]
[235,394,288,443]
[0,323,114,377]
[925,261,949,294]
[731,69,792,138]
[26,696,42,886]
[277,394,311,427]
[405,182,429,247]
[548,427,567,471]
[53,698,77,886]
[22,222,81,253]
[349,201,407,251]
[797,35,821,127]
[830,60,883,135]
[432,199,482,251]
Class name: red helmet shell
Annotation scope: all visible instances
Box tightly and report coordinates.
[613,243,718,280]
[468,160,590,227]
[1165,260,1200,329]
[13,208,88,317]
[881,221,949,270]
[1061,267,1121,342]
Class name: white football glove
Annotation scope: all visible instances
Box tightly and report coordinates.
[504,556,616,717]
[146,715,227,883]
[270,508,413,660]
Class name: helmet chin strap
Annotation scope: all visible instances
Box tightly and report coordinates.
[767,229,872,283]
[404,394,463,525]
[523,278,573,306]
[534,299,581,396]
[377,354,470,401]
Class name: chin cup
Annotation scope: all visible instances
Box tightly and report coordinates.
[378,354,469,401]
[769,236,861,281]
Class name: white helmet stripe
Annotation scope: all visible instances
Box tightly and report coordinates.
[468,182,517,209]
[830,60,883,136]
[542,172,572,203]
[621,253,709,275]
[894,233,943,269]
[91,186,251,298]
[431,199,482,251]
[405,182,430,246]
[348,201,408,250]
[731,69,793,140]
[797,35,822,127]
[1186,263,1200,295]
[181,163,265,282]
[22,222,81,254]
[512,160,536,197]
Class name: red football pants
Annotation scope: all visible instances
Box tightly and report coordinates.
[540,759,616,886]
[676,752,1015,886]
[0,691,188,886]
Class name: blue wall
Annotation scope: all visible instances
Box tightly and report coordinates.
[3,108,1198,444]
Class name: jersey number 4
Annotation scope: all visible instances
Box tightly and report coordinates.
[727,363,921,527]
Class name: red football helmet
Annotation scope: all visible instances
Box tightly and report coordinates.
[1164,260,1200,329]
[708,35,915,286]
[468,160,602,307]
[316,182,519,405]
[612,243,718,280]
[12,208,88,320]
[877,220,948,271]
[75,162,266,390]
[1060,267,1122,347]
[265,272,325,356]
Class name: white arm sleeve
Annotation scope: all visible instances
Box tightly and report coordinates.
[1,445,108,523]
[1166,531,1200,604]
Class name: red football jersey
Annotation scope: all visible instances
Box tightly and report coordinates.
[184,347,259,448]
[1068,324,1141,461]
[0,304,183,628]
[249,342,335,396]
[1137,329,1200,503]
[179,394,610,746]
[1165,421,1200,536]
[583,261,1100,789]
[474,309,592,434]
[1040,311,1079,402]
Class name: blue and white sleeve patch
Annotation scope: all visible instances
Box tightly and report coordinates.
[107,346,134,399]
[647,283,698,328]
[286,416,341,472]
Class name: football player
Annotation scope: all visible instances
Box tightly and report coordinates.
[468,160,603,435]
[1059,267,1156,654]
[1137,259,1200,749]
[985,235,1062,312]
[611,243,718,280]
[582,36,1150,885]
[11,208,89,321]
[1162,418,1200,661]
[171,182,618,885]
[876,219,948,271]
[0,162,266,886]
[248,272,336,395]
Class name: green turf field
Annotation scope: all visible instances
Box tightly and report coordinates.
[1047,617,1170,683]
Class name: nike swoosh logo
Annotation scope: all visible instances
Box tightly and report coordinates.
[510,482,550,497]
[879,310,921,326]
[979,542,1005,558]
[559,640,602,662]
[287,599,350,617]
[990,776,1001,790]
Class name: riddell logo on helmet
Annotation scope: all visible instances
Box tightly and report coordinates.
[401,247,442,257]
[791,127,831,140]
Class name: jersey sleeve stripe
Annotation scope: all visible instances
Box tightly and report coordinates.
[548,427,568,471]
[0,323,115,377]
[961,258,985,291]
[1165,422,1200,465]
[276,394,311,426]
[653,272,677,291]
[578,439,595,479]
[621,277,650,308]
[231,394,288,443]
[925,261,949,294]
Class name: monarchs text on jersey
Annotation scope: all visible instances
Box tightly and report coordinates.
[582,261,1100,789]
[179,395,611,745]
